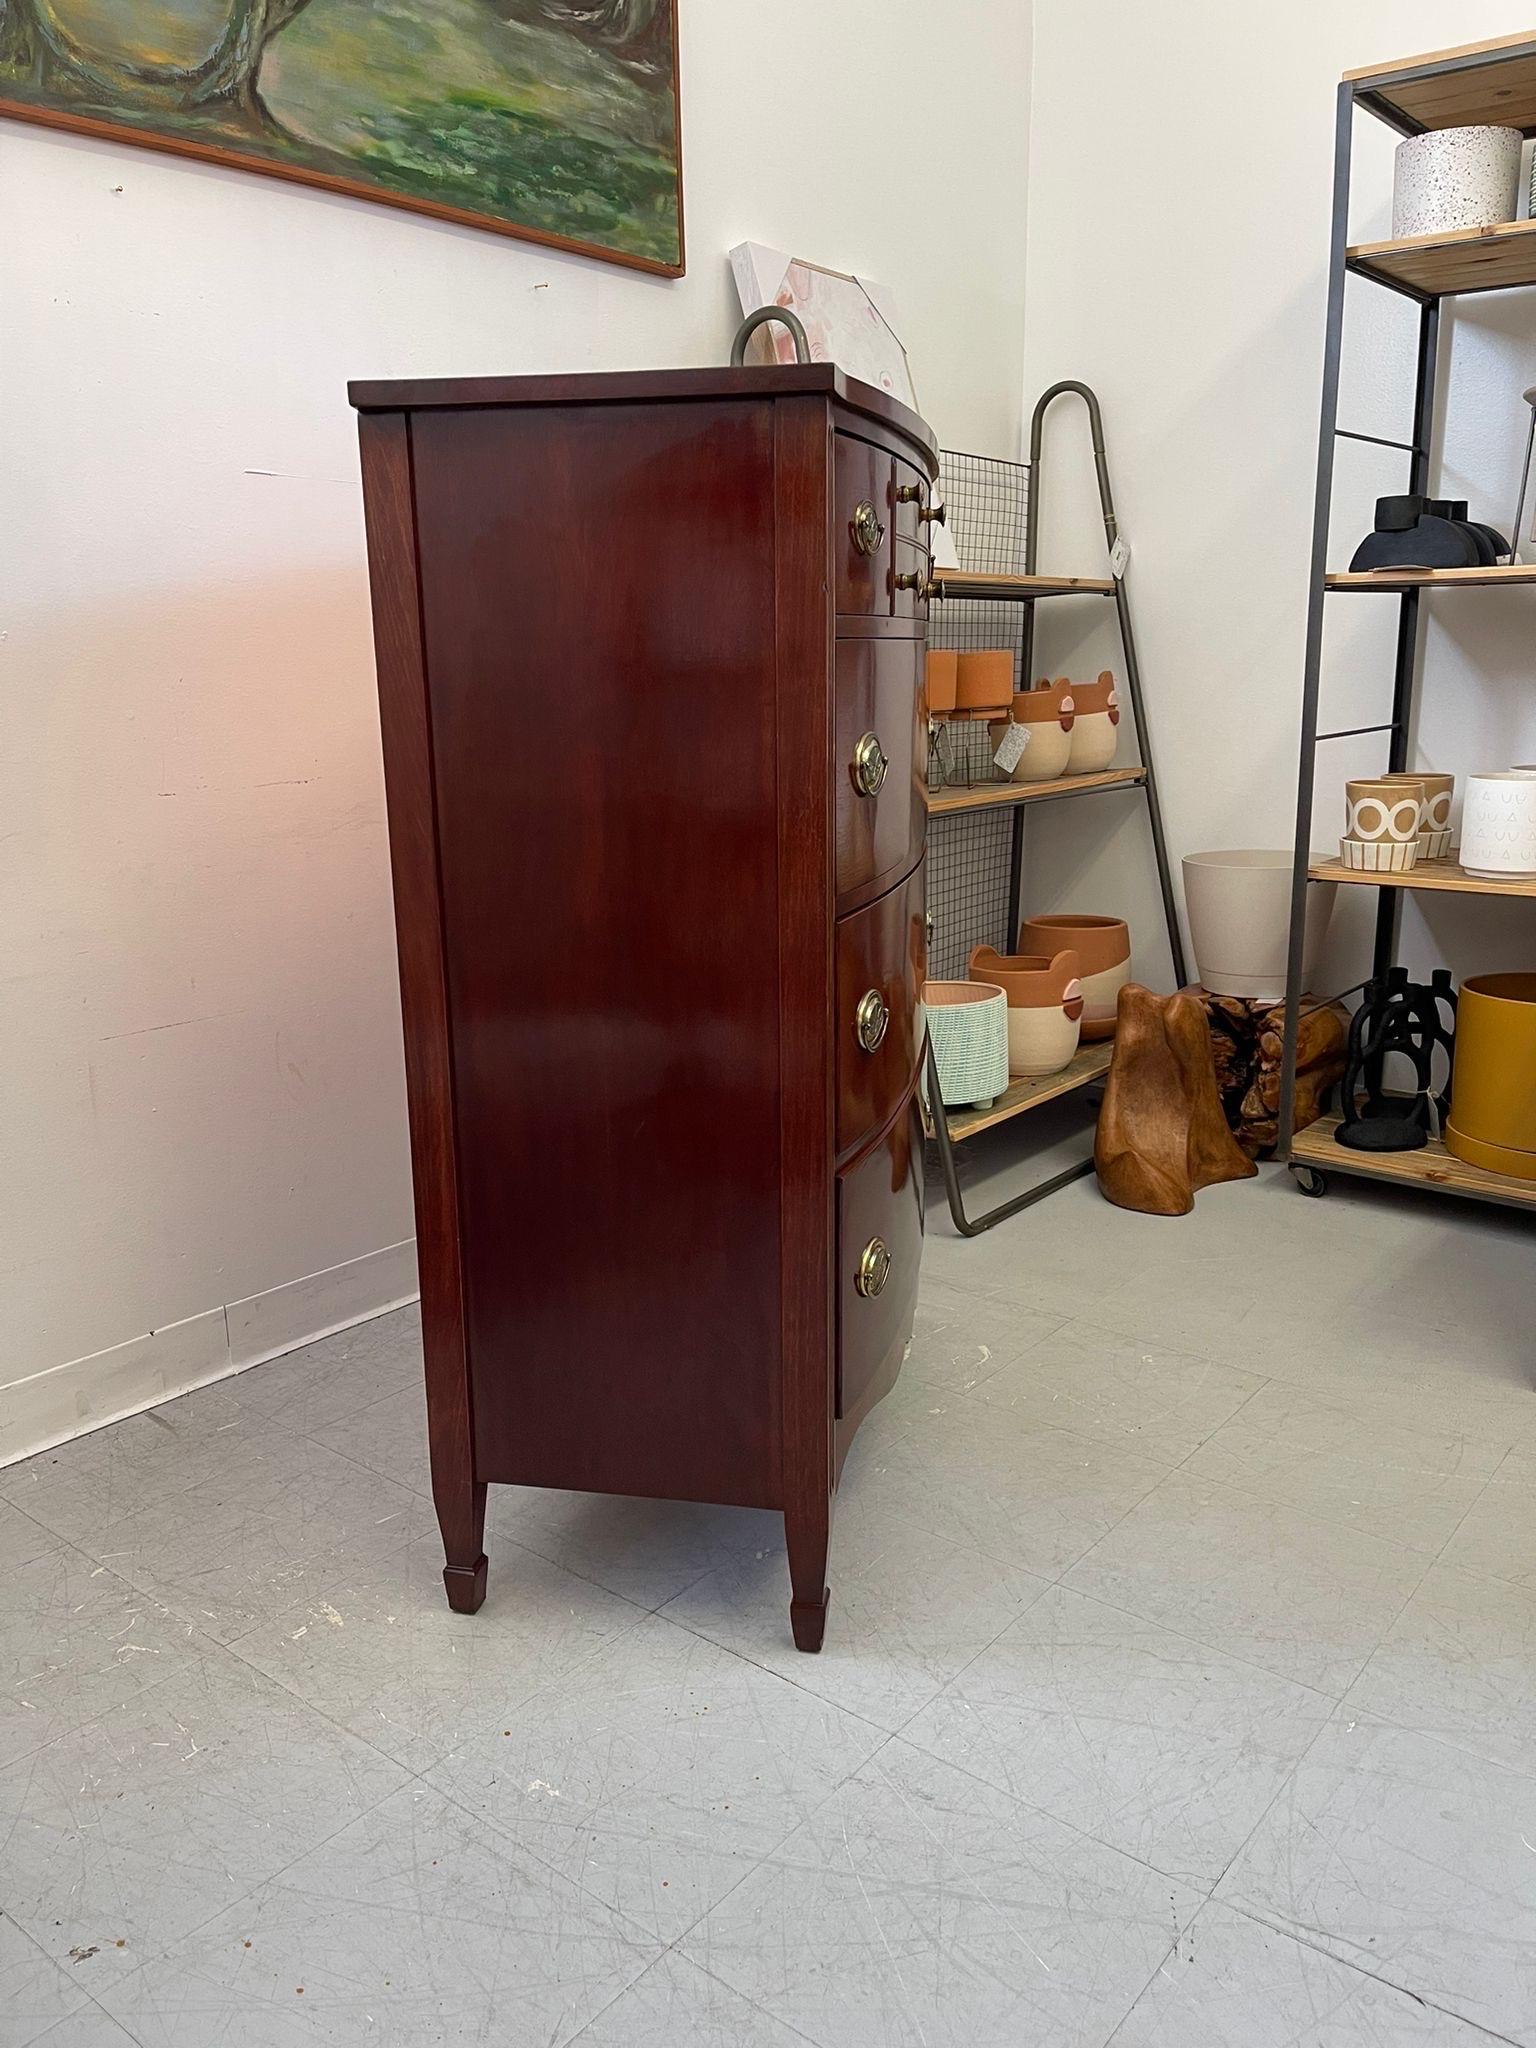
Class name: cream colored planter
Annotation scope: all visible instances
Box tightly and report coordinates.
[1183,849,1335,1002]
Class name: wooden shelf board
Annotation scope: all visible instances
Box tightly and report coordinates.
[926,766,1146,817]
[944,1040,1113,1143]
[1346,35,1536,135]
[932,570,1115,601]
[1326,563,1536,591]
[1291,1112,1536,1211]
[1348,217,1536,297]
[1307,855,1536,899]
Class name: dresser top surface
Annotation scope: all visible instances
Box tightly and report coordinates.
[349,363,937,470]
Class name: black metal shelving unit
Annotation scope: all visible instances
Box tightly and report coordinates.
[1276,33,1536,1210]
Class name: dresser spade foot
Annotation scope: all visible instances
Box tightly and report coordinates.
[443,1554,488,1613]
[790,1590,830,1653]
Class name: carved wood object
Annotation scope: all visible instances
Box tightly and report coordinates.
[1095,984,1259,1215]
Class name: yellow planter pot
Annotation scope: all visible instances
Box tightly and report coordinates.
[1445,972,1536,1180]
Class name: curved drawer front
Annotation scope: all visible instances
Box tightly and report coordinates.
[835,637,925,911]
[836,861,925,1156]
[836,1088,924,1423]
[835,434,893,617]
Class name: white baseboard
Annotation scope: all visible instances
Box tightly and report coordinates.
[0,1240,420,1468]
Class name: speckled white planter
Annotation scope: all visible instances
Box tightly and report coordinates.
[1392,125,1521,239]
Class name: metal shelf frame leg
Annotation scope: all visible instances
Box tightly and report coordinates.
[925,1039,1098,1237]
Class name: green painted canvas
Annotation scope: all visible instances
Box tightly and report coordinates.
[0,0,683,273]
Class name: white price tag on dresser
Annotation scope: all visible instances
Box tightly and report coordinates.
[993,723,1030,774]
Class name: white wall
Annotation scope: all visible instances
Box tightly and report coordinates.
[1,1,1032,1459]
[1021,0,1536,999]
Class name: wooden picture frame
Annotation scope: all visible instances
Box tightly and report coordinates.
[0,2,684,278]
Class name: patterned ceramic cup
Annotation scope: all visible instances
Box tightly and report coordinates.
[1342,777,1424,873]
[1376,771,1454,861]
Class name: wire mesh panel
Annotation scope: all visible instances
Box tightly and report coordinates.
[926,449,1030,969]
[927,808,1014,978]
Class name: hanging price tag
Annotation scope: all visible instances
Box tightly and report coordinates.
[993,723,1030,774]
[1109,537,1131,579]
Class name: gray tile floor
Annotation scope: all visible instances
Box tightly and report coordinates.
[3,1161,1534,2045]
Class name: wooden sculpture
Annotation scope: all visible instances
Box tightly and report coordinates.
[1194,988,1348,1156]
[1095,984,1258,1215]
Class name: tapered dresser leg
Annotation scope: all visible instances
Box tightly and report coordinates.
[785,1495,831,1653]
[439,1477,488,1614]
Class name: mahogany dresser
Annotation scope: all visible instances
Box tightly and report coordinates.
[351,364,937,1650]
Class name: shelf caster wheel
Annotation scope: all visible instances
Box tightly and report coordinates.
[1291,1165,1329,1199]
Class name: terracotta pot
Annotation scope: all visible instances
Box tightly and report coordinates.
[922,980,1009,1109]
[1066,670,1119,774]
[954,649,1014,718]
[988,682,1075,782]
[1016,913,1129,1042]
[1445,973,1536,1179]
[968,945,1083,1077]
[925,649,958,717]
[1182,850,1334,1001]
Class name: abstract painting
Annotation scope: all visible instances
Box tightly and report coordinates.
[0,0,683,273]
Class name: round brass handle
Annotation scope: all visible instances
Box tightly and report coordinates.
[856,1238,892,1299]
[919,501,947,528]
[895,482,923,505]
[855,989,890,1053]
[895,567,931,597]
[850,731,889,797]
[851,501,885,557]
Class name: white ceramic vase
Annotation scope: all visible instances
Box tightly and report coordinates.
[1460,772,1536,878]
[1392,125,1521,239]
[1182,850,1335,1002]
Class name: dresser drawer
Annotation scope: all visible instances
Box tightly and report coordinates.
[836,1088,924,1422]
[892,452,938,546]
[836,862,925,1155]
[891,539,931,621]
[835,435,893,616]
[834,638,925,911]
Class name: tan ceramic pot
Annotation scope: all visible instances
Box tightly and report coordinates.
[925,649,958,717]
[1376,770,1453,860]
[988,682,1076,781]
[954,649,1014,718]
[1066,670,1120,773]
[1016,913,1129,1042]
[968,944,1083,1076]
[1343,777,1423,873]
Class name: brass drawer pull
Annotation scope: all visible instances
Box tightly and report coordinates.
[896,482,946,528]
[850,731,889,797]
[894,566,931,597]
[855,989,889,1053]
[856,1238,892,1299]
[851,501,885,556]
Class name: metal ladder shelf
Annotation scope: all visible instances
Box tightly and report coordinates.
[925,381,1186,1235]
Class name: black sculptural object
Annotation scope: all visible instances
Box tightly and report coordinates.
[1336,967,1457,1152]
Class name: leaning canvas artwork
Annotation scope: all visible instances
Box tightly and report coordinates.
[0,0,683,273]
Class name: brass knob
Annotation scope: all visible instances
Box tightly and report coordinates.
[850,731,888,797]
[855,989,889,1053]
[856,1238,892,1299]
[895,567,931,597]
[919,502,947,528]
[895,483,923,505]
[851,501,885,556]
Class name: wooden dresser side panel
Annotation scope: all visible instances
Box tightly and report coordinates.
[411,399,783,1510]
[355,412,480,1562]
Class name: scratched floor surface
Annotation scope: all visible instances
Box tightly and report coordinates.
[2,1160,1535,2045]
